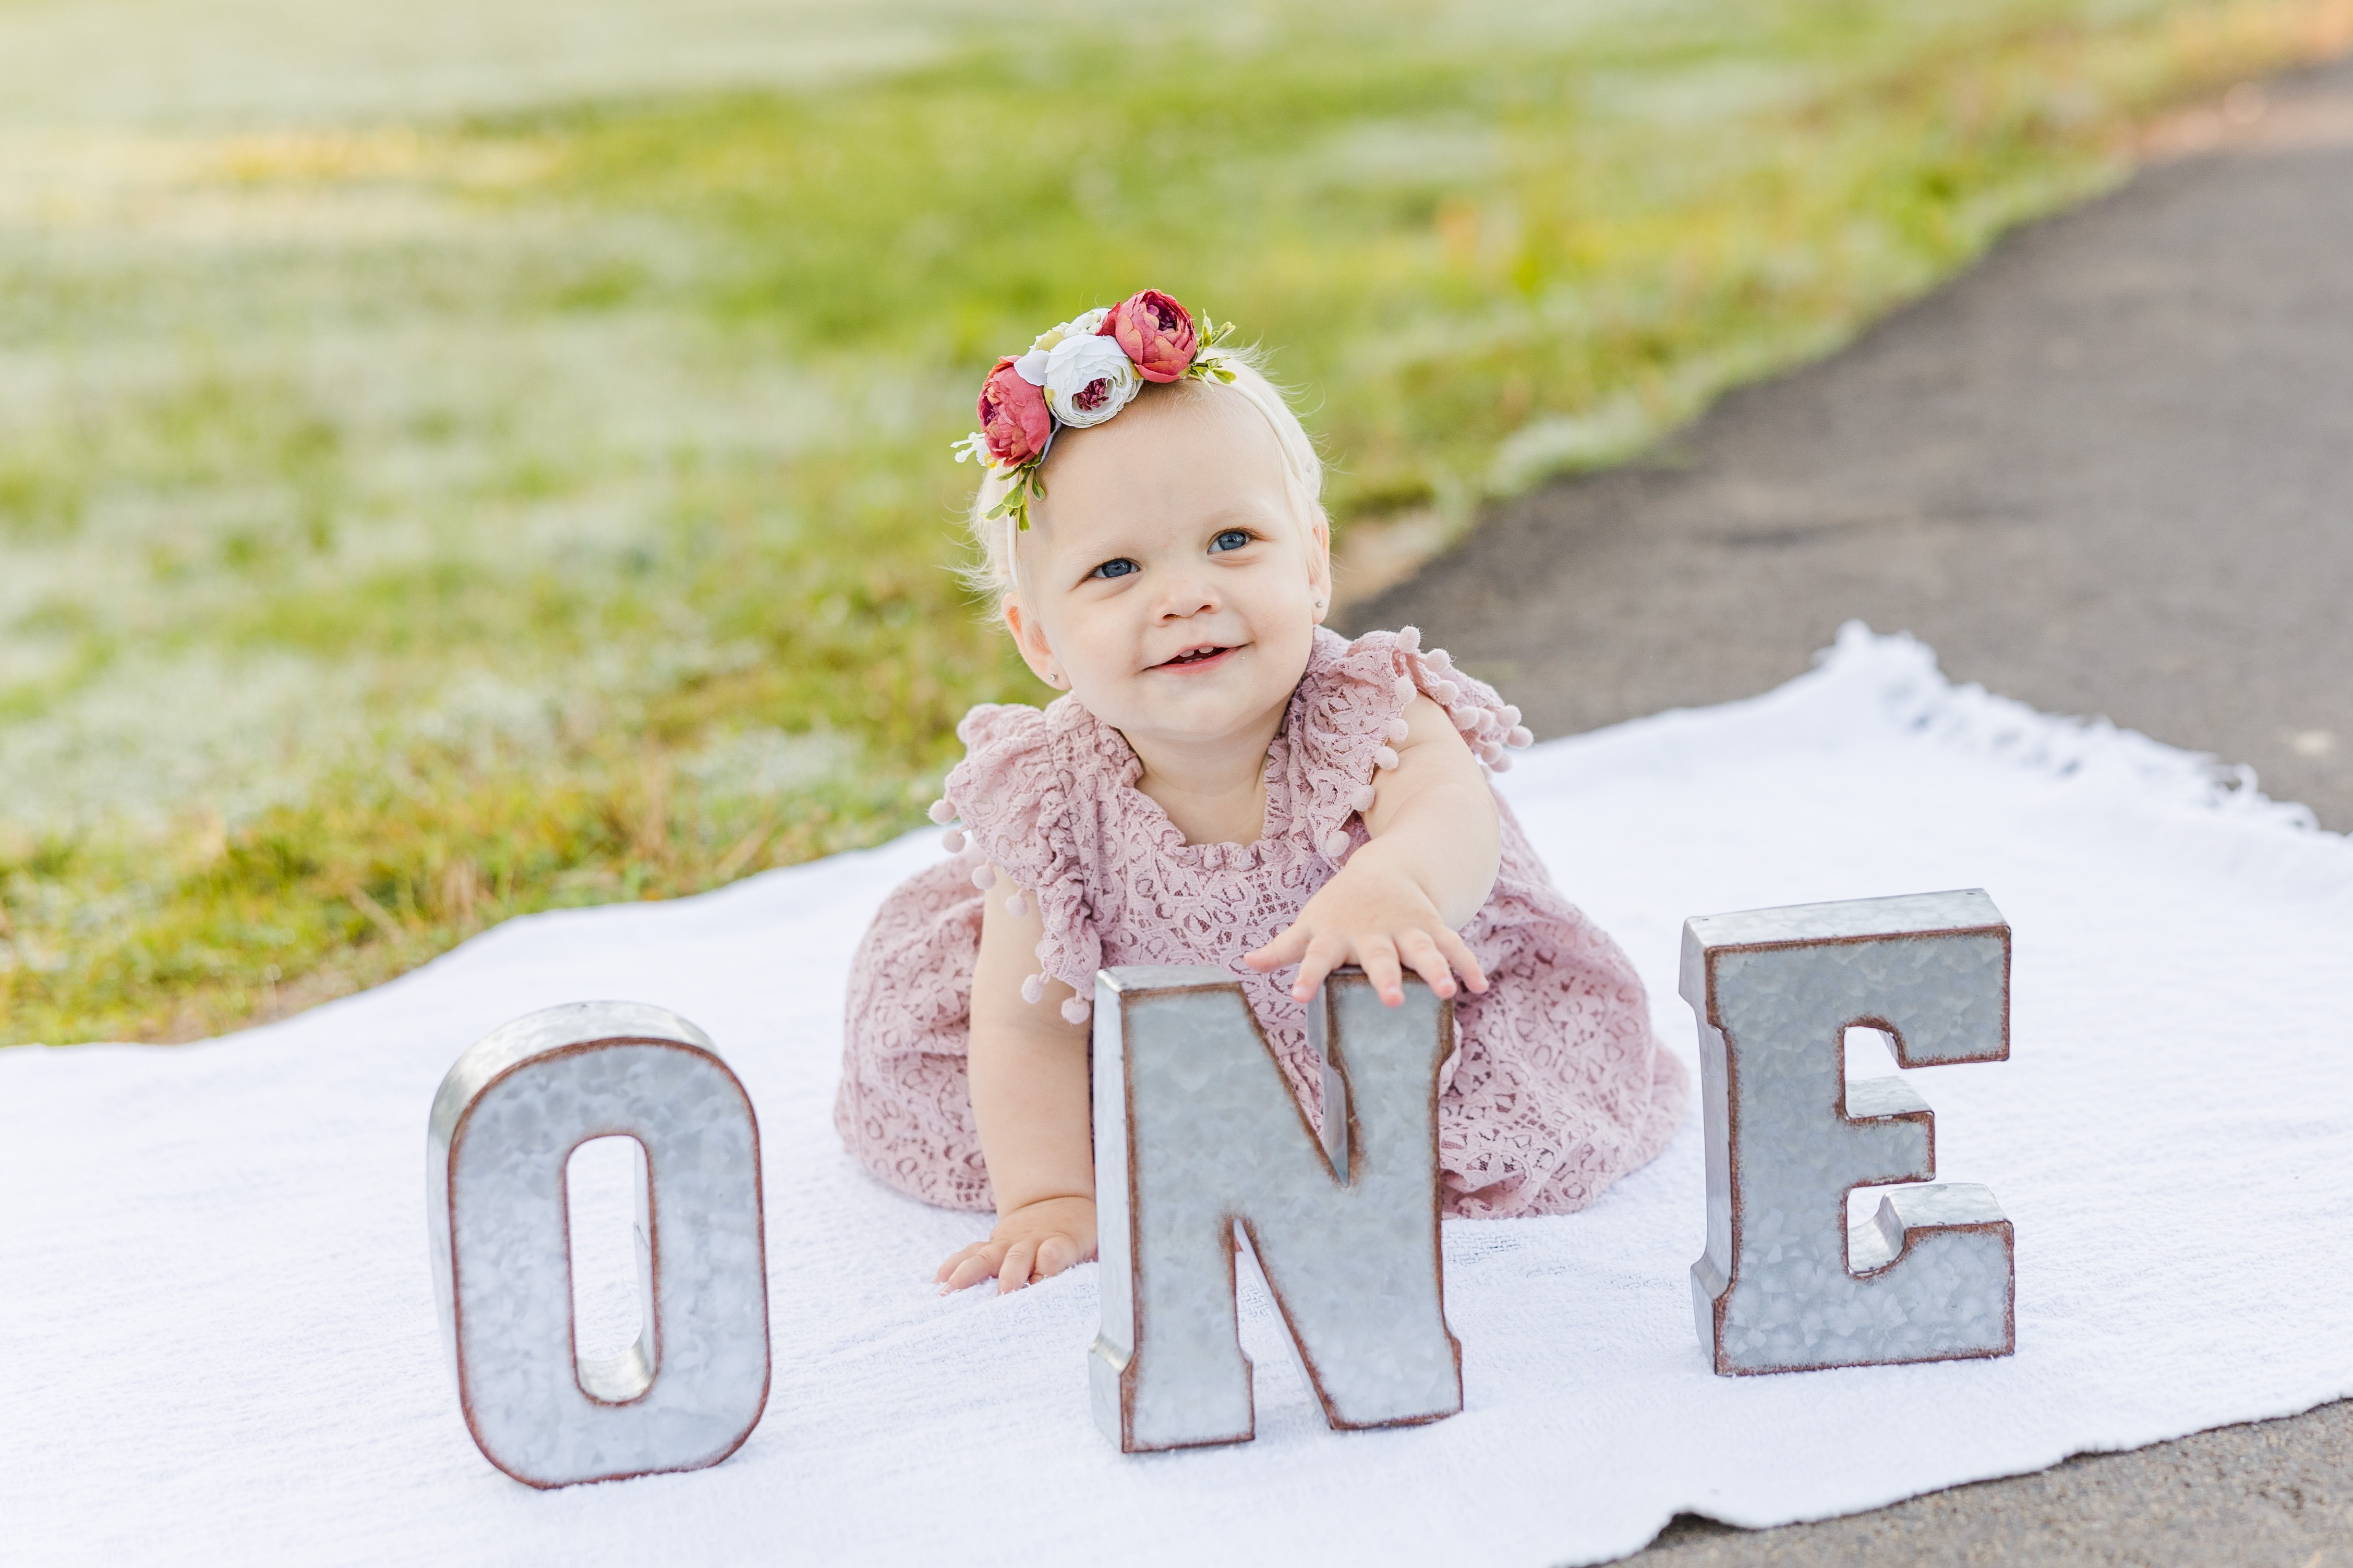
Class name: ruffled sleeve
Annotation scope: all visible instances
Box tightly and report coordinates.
[923,702,1105,1025]
[1286,626,1537,862]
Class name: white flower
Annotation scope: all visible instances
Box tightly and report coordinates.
[1045,339,1142,428]
[1009,307,1141,428]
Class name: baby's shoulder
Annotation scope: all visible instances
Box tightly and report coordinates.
[952,696,1117,776]
[1294,626,1534,774]
[928,699,1107,1005]
[943,695,1126,835]
[946,702,1056,817]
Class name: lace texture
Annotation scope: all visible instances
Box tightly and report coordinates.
[834,626,1686,1217]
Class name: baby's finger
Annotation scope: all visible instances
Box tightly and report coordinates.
[934,1239,993,1282]
[1291,932,1352,1001]
[1359,935,1405,1006]
[1435,927,1489,993]
[1035,1234,1081,1279]
[940,1243,1003,1294]
[1395,929,1458,1000]
[997,1239,1039,1294]
[1245,922,1311,974]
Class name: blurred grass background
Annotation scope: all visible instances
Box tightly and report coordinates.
[2,0,2348,1044]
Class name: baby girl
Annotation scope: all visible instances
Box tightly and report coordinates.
[835,290,1685,1294]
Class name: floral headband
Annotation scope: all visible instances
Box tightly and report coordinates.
[952,288,1236,531]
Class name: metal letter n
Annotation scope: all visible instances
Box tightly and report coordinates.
[1090,965,1463,1453]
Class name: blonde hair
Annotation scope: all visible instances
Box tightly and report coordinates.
[960,351,1325,612]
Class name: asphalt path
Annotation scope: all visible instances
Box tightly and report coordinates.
[1349,53,2353,1568]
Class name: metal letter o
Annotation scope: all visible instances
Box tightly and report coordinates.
[427,1001,771,1488]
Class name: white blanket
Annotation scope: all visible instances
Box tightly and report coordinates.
[5,626,2349,1567]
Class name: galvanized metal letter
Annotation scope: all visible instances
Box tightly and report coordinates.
[427,1001,771,1487]
[1682,890,2015,1375]
[1090,965,1463,1452]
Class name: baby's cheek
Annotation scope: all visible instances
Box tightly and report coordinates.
[1044,620,1134,709]
[1260,625,1318,701]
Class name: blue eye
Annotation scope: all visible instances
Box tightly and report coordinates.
[1090,557,1139,580]
[1210,529,1252,554]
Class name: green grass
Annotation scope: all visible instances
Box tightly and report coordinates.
[2,0,2347,1042]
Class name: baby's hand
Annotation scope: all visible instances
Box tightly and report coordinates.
[936,1195,1097,1295]
[1244,854,1489,1007]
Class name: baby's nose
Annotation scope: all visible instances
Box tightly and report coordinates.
[1157,578,1220,618]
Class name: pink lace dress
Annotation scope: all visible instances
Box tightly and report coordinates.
[834,626,1686,1219]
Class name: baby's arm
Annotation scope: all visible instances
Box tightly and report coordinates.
[934,872,1097,1294]
[1246,693,1500,1006]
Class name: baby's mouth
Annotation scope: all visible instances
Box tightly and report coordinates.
[1153,643,1236,671]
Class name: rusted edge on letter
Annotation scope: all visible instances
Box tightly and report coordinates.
[1095,970,1253,1455]
[1680,890,2012,1377]
[1095,966,1459,1450]
[1260,968,1461,1432]
[429,1003,771,1488]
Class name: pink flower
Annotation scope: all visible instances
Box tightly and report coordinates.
[1103,289,1199,383]
[978,357,1052,467]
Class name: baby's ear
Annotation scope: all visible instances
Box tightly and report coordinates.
[1001,594,1063,689]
